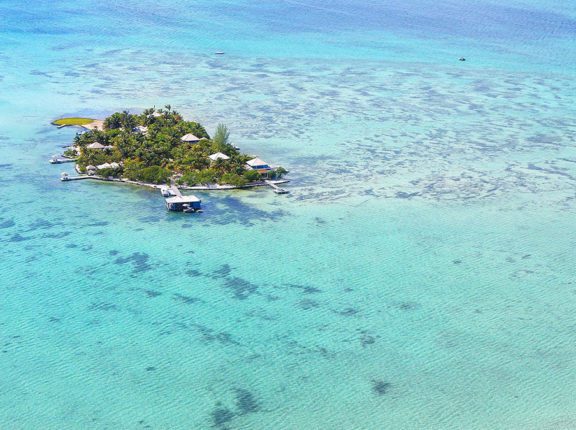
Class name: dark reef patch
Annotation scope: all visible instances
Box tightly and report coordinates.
[138,215,161,223]
[0,219,15,229]
[223,277,259,300]
[372,380,391,396]
[285,283,322,294]
[186,269,202,277]
[207,195,286,226]
[144,290,162,298]
[212,264,233,278]
[114,252,152,273]
[360,333,377,347]
[191,324,239,345]
[335,307,359,316]
[297,299,319,310]
[86,221,109,227]
[234,388,260,415]
[7,233,32,242]
[27,218,57,231]
[397,301,420,311]
[173,293,200,304]
[88,302,118,311]
[42,231,71,239]
[211,406,235,428]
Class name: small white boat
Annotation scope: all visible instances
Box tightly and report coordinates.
[160,186,171,197]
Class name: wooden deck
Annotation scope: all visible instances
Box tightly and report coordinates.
[61,174,290,194]
[168,185,182,197]
[265,180,290,194]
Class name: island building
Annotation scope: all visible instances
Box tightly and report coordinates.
[96,162,121,170]
[87,142,113,150]
[165,195,202,212]
[246,158,271,174]
[209,152,230,161]
[180,133,201,143]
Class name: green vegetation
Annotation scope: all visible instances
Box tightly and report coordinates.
[52,117,95,126]
[72,106,286,186]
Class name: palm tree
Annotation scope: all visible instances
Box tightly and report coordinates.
[213,124,230,151]
[142,107,155,126]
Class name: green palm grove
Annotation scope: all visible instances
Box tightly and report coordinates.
[69,107,286,186]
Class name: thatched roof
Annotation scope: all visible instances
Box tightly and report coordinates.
[181,133,201,142]
[209,152,230,161]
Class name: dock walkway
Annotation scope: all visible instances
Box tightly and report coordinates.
[265,180,290,194]
[61,174,290,194]
[168,185,182,197]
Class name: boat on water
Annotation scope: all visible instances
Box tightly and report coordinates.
[160,186,171,197]
[183,204,203,213]
[50,155,75,164]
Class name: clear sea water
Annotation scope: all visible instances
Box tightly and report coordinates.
[1,1,576,429]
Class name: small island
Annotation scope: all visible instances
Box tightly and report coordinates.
[55,106,288,192]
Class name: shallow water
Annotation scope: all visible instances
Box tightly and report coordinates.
[1,1,575,429]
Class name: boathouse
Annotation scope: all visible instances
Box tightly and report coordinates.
[246,158,271,173]
[180,133,201,143]
[165,195,202,212]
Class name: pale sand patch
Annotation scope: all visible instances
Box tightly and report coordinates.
[82,119,105,131]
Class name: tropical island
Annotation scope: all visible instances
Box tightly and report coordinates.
[56,106,288,189]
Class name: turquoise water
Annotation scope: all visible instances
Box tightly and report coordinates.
[1,1,576,429]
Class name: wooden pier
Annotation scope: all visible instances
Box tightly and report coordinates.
[168,185,182,197]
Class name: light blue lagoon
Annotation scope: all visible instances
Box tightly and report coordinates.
[1,1,575,429]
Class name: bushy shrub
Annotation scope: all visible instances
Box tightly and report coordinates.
[220,173,248,187]
[178,172,199,186]
[97,167,121,178]
[243,170,260,182]
[125,165,170,184]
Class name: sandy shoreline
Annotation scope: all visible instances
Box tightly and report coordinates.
[69,165,288,191]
